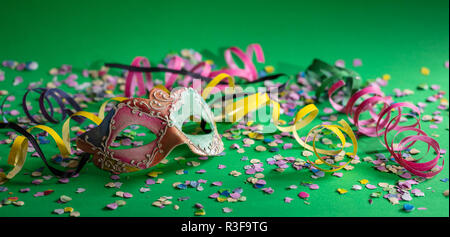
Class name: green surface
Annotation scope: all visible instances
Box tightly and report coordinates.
[0,0,449,217]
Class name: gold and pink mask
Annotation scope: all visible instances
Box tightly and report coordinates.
[76,87,224,174]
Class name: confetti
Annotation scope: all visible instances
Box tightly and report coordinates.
[420,67,430,76]
[59,195,72,203]
[70,211,80,217]
[366,184,377,190]
[359,179,369,185]
[352,185,362,191]
[53,209,65,215]
[298,192,310,199]
[403,204,415,212]
[106,203,118,210]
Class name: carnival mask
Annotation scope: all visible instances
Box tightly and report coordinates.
[76,87,224,174]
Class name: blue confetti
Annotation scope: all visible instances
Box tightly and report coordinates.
[403,204,415,212]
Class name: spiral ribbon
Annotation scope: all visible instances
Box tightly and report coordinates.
[326,79,443,177]
[204,74,358,172]
[209,44,265,82]
[120,44,267,98]
[0,88,84,124]
[0,97,128,184]
[125,56,193,97]
[305,58,362,102]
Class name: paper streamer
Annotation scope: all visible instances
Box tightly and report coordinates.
[0,122,91,185]
[305,58,362,102]
[110,44,269,98]
[0,97,127,183]
[209,44,265,82]
[19,88,83,124]
[326,77,442,177]
[207,75,358,172]
[123,56,214,97]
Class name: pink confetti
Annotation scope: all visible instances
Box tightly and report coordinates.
[298,191,310,199]
[212,181,222,186]
[230,192,241,199]
[366,184,377,190]
[121,138,132,146]
[333,172,343,178]
[284,197,293,203]
[9,110,20,116]
[335,59,345,68]
[353,58,362,67]
[231,144,240,149]
[32,179,43,185]
[323,107,334,114]
[209,193,220,199]
[262,187,274,194]
[430,84,440,90]
[19,188,30,193]
[283,143,293,150]
[13,76,23,86]
[245,168,256,175]
[106,203,118,210]
[110,175,120,180]
[33,192,44,197]
[58,178,69,184]
[400,172,412,179]
[309,184,320,190]
[223,207,233,213]
[196,169,206,174]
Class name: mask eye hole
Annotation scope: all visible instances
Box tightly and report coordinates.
[181,116,212,135]
[109,125,157,150]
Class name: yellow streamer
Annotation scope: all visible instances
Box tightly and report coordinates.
[98,97,128,120]
[1,97,127,184]
[62,111,102,152]
[202,73,235,100]
[154,84,170,94]
[218,86,358,172]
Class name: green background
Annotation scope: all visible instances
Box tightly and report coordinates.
[0,0,448,217]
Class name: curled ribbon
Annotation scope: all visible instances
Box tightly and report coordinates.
[0,122,91,185]
[112,44,268,98]
[124,56,153,98]
[209,44,265,82]
[383,115,442,178]
[17,88,83,124]
[305,59,362,102]
[0,97,128,184]
[124,56,214,97]
[206,75,358,172]
[327,78,442,177]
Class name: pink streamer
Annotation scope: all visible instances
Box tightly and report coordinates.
[123,44,267,97]
[328,80,443,178]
